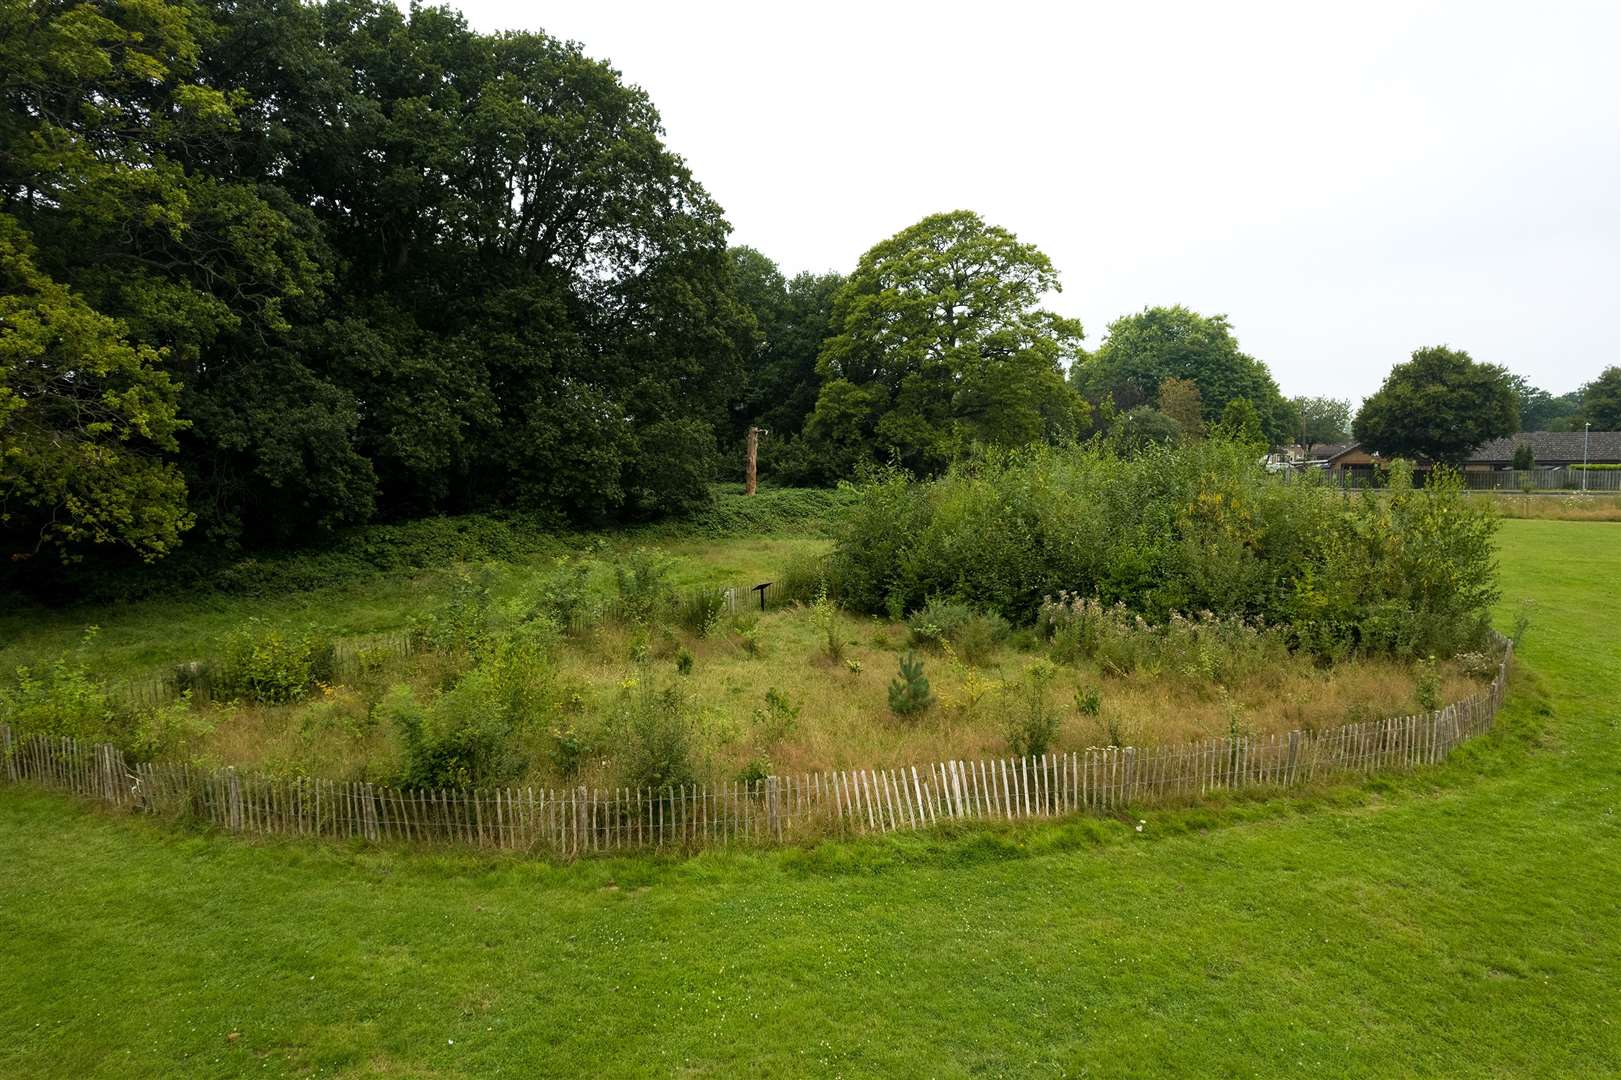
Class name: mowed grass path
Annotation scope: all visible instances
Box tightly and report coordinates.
[1,520,1617,1078]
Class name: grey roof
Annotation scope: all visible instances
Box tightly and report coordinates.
[1465,431,1621,464]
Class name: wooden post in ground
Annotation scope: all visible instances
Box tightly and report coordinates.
[745,426,760,495]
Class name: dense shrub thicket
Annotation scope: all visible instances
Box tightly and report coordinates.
[830,444,1499,659]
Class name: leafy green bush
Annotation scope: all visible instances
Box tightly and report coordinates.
[385,623,558,788]
[0,632,119,741]
[810,584,845,662]
[614,676,697,792]
[614,549,675,625]
[888,652,933,717]
[128,693,213,762]
[214,622,337,704]
[832,443,1498,659]
[1005,660,1060,757]
[409,567,496,654]
[907,598,1009,665]
[529,559,600,631]
[751,688,800,746]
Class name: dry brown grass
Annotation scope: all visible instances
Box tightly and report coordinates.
[186,603,1491,788]
[1480,492,1621,521]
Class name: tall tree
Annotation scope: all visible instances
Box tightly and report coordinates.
[1072,306,1292,444]
[1353,346,1519,463]
[1290,395,1352,455]
[727,247,844,441]
[802,210,1087,478]
[1580,366,1621,429]
[1157,377,1204,438]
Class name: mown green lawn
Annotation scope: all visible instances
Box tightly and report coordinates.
[1,519,1617,1078]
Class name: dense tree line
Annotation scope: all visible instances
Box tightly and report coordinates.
[7,0,1424,585]
[2,0,752,570]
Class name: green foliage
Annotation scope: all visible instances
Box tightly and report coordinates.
[1413,656,1441,713]
[614,550,675,626]
[887,652,933,716]
[1073,306,1292,443]
[1,0,752,567]
[1212,398,1265,446]
[1156,377,1205,438]
[1511,444,1536,470]
[1074,685,1103,717]
[1580,366,1621,429]
[0,217,191,562]
[410,568,496,655]
[0,631,118,741]
[216,622,336,705]
[1353,346,1519,463]
[530,560,599,631]
[810,583,845,663]
[386,624,558,788]
[906,598,1008,665]
[798,210,1088,482]
[675,648,694,676]
[833,441,1498,659]
[751,687,800,747]
[727,246,845,453]
[128,693,212,763]
[614,675,697,792]
[1005,660,1060,757]
[1290,396,1352,453]
[1110,405,1183,451]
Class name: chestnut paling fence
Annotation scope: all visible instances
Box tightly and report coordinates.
[1,638,1511,856]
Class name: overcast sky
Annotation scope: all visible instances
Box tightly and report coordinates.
[430,0,1618,403]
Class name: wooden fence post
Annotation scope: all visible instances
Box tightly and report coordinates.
[226,768,243,832]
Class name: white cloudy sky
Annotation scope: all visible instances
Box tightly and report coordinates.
[432,0,1618,402]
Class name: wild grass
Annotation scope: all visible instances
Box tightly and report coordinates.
[77,596,1483,791]
[1479,491,1621,521]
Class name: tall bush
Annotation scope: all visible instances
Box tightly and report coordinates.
[831,443,1497,658]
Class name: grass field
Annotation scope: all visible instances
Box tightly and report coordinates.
[1,519,1618,1077]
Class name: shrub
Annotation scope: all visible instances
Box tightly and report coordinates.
[888,652,933,717]
[1005,660,1061,758]
[0,631,120,741]
[810,584,844,663]
[128,693,212,762]
[214,622,337,704]
[386,623,559,788]
[1414,656,1441,713]
[1075,685,1102,717]
[531,559,599,631]
[675,588,729,636]
[907,598,1008,665]
[614,549,675,625]
[615,676,697,791]
[751,687,800,747]
[830,443,1499,660]
[409,566,497,655]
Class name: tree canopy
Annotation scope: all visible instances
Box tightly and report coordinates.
[796,210,1088,480]
[1290,396,1352,454]
[1353,346,1518,463]
[1071,305,1292,445]
[2,0,750,569]
[1580,366,1621,430]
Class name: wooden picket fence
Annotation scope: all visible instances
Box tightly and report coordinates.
[1,637,1511,857]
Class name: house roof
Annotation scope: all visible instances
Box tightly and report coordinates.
[1321,432,1621,466]
[1465,431,1621,464]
